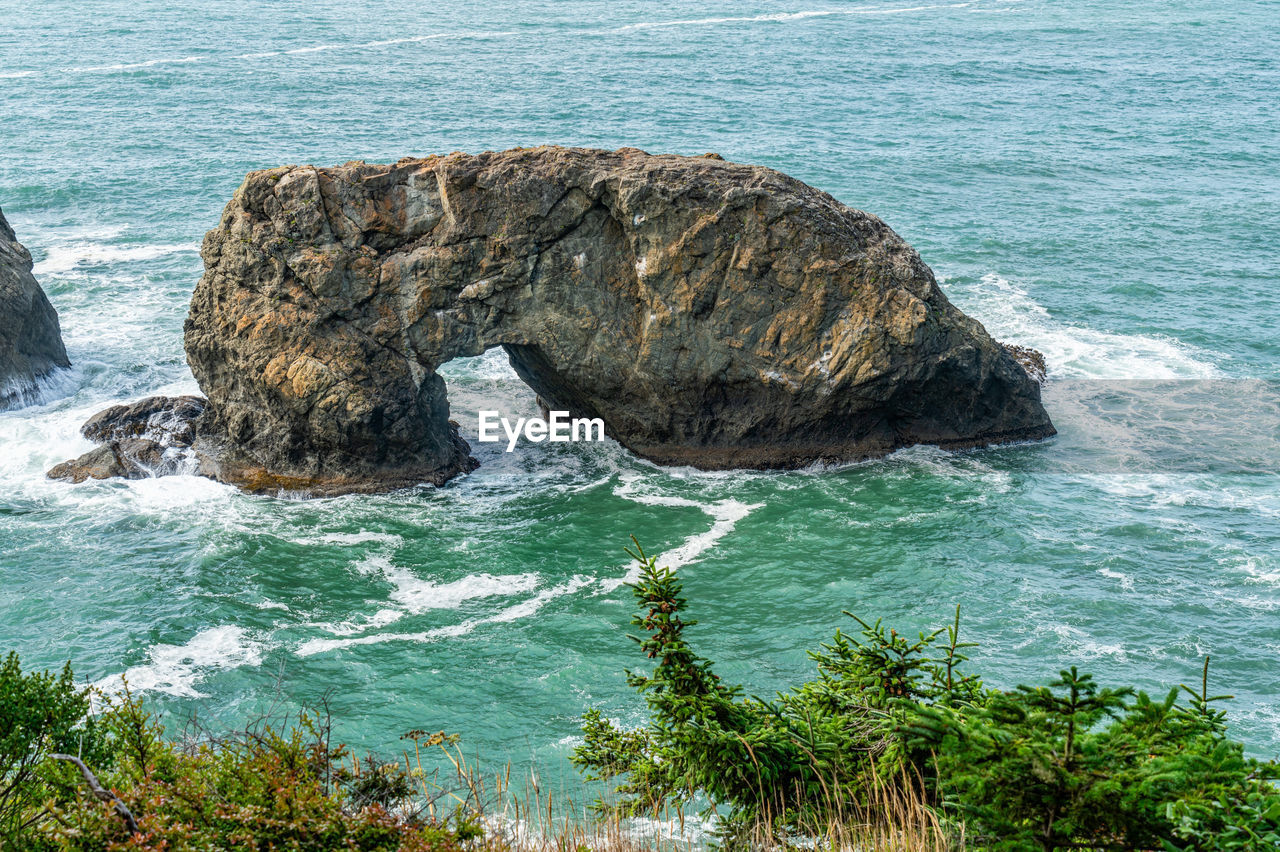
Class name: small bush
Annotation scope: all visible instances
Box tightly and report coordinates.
[0,657,479,851]
[574,538,1280,850]
[0,651,112,850]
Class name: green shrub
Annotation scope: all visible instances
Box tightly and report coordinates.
[572,539,928,844]
[0,654,478,851]
[575,540,1280,850]
[0,652,112,850]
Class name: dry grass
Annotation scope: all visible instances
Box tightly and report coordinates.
[392,733,960,852]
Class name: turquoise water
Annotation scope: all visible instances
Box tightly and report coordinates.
[2,0,1278,788]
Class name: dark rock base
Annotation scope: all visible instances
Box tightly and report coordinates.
[48,395,478,495]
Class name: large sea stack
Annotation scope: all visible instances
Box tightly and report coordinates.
[1,207,70,409]
[52,147,1054,494]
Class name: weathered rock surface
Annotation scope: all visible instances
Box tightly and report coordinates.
[54,147,1054,494]
[1002,344,1047,385]
[47,396,208,483]
[0,207,70,409]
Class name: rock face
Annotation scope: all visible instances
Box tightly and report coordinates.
[0,207,70,409]
[54,147,1054,494]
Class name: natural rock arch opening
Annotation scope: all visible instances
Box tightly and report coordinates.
[53,147,1053,495]
[434,350,571,451]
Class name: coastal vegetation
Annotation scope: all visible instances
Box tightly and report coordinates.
[0,651,487,851]
[574,540,1280,850]
[3,541,1278,850]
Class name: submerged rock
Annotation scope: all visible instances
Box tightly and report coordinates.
[0,207,70,409]
[56,147,1054,494]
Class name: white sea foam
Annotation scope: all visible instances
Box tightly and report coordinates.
[622,813,715,847]
[0,367,79,412]
[369,557,541,616]
[603,475,763,590]
[295,576,592,656]
[272,31,519,57]
[1097,566,1135,590]
[1225,553,1280,587]
[95,626,264,698]
[284,44,344,55]
[0,402,93,481]
[18,31,524,79]
[868,442,1014,488]
[12,228,199,386]
[1087,475,1279,518]
[434,576,595,636]
[613,4,971,32]
[274,423,763,658]
[115,472,239,512]
[1015,623,1132,661]
[0,374,241,525]
[275,530,405,548]
[295,534,542,636]
[1220,593,1280,613]
[0,389,140,485]
[439,346,524,385]
[292,478,761,655]
[1230,704,1280,758]
[273,483,535,638]
[5,4,979,85]
[952,273,1222,380]
[73,56,201,73]
[34,240,197,276]
[324,531,403,547]
[312,608,407,637]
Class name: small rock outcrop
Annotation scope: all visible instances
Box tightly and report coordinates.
[1002,344,1047,384]
[47,396,207,482]
[1,207,70,409]
[52,147,1054,494]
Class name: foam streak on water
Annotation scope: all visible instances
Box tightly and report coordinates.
[95,627,265,699]
[951,274,1223,381]
[33,241,197,276]
[605,475,764,590]
[0,2,995,80]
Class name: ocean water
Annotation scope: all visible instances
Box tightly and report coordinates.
[2,0,1279,787]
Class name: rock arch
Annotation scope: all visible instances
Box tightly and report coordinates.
[57,147,1054,494]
